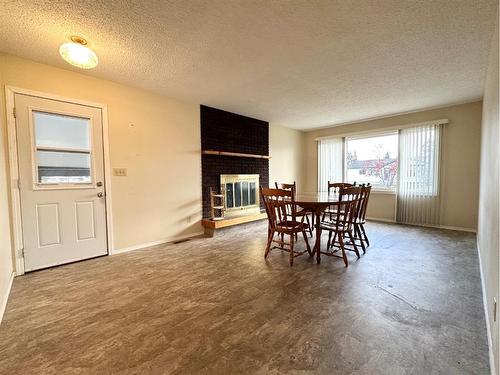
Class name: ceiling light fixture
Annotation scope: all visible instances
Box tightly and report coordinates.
[59,36,98,69]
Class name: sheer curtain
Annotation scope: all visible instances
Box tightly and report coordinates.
[397,124,442,225]
[318,138,343,192]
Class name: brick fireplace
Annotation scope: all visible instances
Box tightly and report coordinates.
[200,105,269,219]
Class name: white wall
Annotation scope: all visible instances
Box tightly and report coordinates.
[0,57,14,319]
[303,101,483,229]
[0,55,306,314]
[0,54,203,256]
[477,8,499,374]
[269,124,305,191]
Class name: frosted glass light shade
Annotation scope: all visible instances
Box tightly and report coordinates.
[59,42,98,69]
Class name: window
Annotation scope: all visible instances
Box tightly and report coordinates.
[33,111,92,185]
[318,125,442,196]
[345,133,398,191]
[398,124,440,196]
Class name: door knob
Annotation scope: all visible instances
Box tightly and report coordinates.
[97,192,104,198]
[96,181,103,187]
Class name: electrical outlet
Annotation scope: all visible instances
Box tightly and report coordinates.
[113,168,127,176]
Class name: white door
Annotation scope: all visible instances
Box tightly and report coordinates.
[15,93,108,271]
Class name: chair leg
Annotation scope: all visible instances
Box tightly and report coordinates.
[302,230,312,256]
[305,215,312,237]
[265,229,274,258]
[327,230,333,250]
[360,223,369,247]
[348,231,360,259]
[355,224,366,254]
[331,232,338,250]
[289,233,295,266]
[338,233,349,267]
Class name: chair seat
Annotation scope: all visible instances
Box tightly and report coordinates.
[276,220,309,232]
[321,212,347,223]
[320,222,350,233]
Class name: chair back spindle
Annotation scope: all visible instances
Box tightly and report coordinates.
[327,181,356,197]
[261,187,296,229]
[274,182,297,216]
[338,186,362,231]
[357,184,372,222]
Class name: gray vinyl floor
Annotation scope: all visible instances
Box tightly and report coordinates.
[0,221,490,374]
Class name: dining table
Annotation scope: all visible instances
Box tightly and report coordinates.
[295,192,341,264]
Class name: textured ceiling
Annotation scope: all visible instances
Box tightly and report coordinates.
[0,0,497,129]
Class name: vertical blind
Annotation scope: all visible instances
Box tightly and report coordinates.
[396,124,441,225]
[317,137,343,191]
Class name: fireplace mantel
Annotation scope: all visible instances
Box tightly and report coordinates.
[202,150,271,159]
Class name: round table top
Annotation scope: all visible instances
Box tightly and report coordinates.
[295,192,341,205]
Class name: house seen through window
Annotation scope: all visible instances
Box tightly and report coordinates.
[345,133,398,191]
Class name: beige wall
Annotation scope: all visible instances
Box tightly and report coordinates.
[269,124,305,191]
[477,9,499,374]
[0,58,14,314]
[0,53,203,258]
[0,54,305,287]
[303,101,483,229]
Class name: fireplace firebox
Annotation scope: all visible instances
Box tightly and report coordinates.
[220,174,260,217]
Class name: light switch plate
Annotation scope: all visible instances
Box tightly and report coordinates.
[113,168,127,176]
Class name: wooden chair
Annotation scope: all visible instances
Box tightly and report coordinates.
[261,187,312,266]
[352,184,372,253]
[328,181,356,193]
[322,181,356,221]
[275,181,313,237]
[320,186,361,267]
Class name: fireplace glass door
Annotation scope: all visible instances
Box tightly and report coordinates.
[220,174,260,217]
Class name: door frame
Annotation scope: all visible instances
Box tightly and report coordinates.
[4,86,114,275]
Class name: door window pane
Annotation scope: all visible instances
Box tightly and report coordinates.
[36,151,91,184]
[34,111,90,150]
[32,111,93,185]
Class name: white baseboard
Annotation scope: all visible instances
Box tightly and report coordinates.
[366,217,476,233]
[366,217,396,223]
[406,222,476,233]
[476,242,496,375]
[0,271,15,324]
[438,224,477,233]
[112,231,205,255]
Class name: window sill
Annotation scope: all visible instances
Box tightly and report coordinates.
[371,189,396,195]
